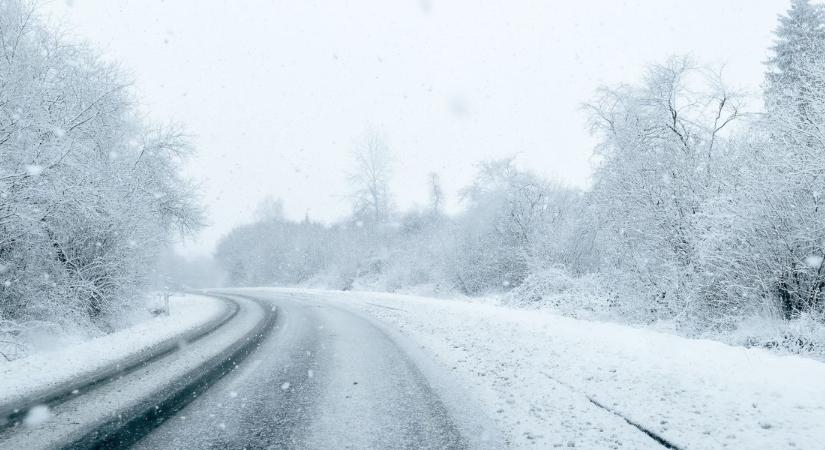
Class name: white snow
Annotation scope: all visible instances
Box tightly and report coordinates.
[24,164,43,177]
[0,296,267,449]
[804,255,823,268]
[23,405,50,427]
[277,288,825,450]
[0,294,227,410]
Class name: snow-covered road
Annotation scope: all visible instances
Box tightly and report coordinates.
[11,288,820,449]
[134,289,501,449]
[0,294,272,449]
[0,294,230,419]
[272,288,825,450]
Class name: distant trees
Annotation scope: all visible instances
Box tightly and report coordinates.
[213,0,825,345]
[215,212,328,287]
[215,158,581,295]
[427,172,444,216]
[253,196,286,222]
[0,1,200,334]
[450,158,578,294]
[216,133,398,291]
[348,132,394,225]
[154,250,227,290]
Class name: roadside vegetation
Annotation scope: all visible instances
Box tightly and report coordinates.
[216,0,825,357]
[0,1,201,360]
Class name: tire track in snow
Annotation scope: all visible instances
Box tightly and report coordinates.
[538,371,682,450]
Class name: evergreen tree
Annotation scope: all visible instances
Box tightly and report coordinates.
[765,0,825,121]
[759,0,825,318]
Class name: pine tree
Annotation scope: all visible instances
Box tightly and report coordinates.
[760,0,825,319]
[765,0,825,121]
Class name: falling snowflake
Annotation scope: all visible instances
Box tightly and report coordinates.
[804,255,823,268]
[23,405,50,427]
[25,165,43,177]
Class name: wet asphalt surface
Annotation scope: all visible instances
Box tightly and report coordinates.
[132,291,467,450]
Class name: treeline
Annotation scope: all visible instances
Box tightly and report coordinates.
[217,158,582,294]
[216,1,825,343]
[0,0,200,348]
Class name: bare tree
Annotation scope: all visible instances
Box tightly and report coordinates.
[254,196,286,222]
[427,172,444,216]
[348,132,394,225]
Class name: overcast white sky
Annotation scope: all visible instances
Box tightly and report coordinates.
[43,0,788,258]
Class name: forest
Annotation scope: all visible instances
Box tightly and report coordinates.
[215,0,825,353]
[1,0,824,359]
[2,2,824,448]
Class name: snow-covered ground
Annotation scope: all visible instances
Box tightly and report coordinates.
[0,294,227,411]
[275,288,825,450]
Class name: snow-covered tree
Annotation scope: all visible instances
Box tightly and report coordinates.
[766,0,825,121]
[450,158,581,294]
[700,2,825,322]
[586,57,741,323]
[0,1,200,335]
[215,197,331,287]
[348,132,394,225]
[209,0,825,349]
[427,172,444,216]
[254,196,286,222]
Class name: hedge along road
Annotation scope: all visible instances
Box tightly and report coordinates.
[133,289,504,450]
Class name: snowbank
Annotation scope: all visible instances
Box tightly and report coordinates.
[278,288,825,450]
[0,294,227,414]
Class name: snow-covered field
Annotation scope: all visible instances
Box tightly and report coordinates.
[0,294,227,411]
[276,288,825,450]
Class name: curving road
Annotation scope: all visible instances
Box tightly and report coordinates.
[134,289,497,449]
[0,295,276,450]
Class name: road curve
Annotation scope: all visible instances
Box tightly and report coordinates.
[0,295,271,450]
[134,289,498,449]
